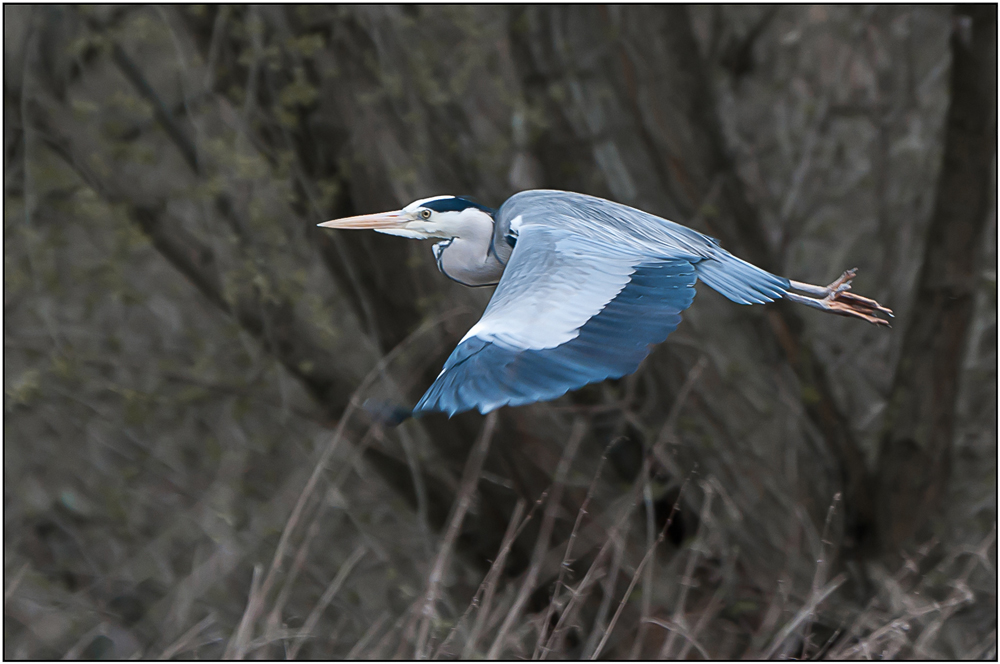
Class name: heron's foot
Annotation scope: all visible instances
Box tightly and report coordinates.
[786,269,894,326]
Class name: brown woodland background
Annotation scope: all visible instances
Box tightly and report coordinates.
[3,4,996,659]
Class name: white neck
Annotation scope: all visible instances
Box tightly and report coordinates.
[432,209,505,287]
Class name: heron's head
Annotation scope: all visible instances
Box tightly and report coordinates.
[319,195,505,287]
[318,195,494,240]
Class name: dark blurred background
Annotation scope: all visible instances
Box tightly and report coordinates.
[4,5,996,660]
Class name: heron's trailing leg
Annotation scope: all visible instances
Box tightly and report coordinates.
[785,268,893,326]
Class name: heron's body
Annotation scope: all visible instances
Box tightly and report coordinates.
[320,190,891,418]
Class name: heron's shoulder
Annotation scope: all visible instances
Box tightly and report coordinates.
[498,190,720,258]
[501,189,606,209]
[499,190,620,225]
[501,190,671,220]
[500,190,685,232]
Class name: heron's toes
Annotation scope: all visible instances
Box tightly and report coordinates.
[828,289,893,326]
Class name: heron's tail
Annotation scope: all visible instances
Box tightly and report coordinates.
[694,249,789,305]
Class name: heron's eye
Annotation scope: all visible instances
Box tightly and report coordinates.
[419,209,432,220]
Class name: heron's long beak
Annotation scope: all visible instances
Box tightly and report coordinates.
[317,210,409,230]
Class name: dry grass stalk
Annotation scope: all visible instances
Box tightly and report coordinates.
[748,516,802,655]
[800,492,840,658]
[540,357,705,659]
[333,427,378,488]
[264,505,328,649]
[560,458,682,657]
[760,572,846,659]
[590,471,693,660]
[371,598,423,660]
[653,355,708,451]
[486,418,587,659]
[910,526,995,658]
[829,536,938,656]
[533,439,617,660]
[396,424,434,561]
[219,323,445,660]
[4,563,29,608]
[62,623,111,660]
[627,479,657,660]
[224,563,264,660]
[876,620,912,660]
[158,612,216,660]
[837,617,910,660]
[285,544,367,659]
[643,617,710,659]
[582,529,629,658]
[676,548,738,660]
[346,610,390,660]
[447,498,528,659]
[965,628,997,660]
[413,411,499,659]
[659,481,716,658]
[254,403,359,632]
[826,527,995,660]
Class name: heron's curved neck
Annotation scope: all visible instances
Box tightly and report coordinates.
[434,210,505,287]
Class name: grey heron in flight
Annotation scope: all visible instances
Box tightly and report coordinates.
[319,191,891,418]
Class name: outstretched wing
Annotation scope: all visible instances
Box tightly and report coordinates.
[413,224,699,416]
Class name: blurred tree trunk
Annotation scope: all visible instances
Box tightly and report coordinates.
[875,4,997,552]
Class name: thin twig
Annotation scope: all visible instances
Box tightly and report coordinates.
[911,526,996,658]
[62,622,110,660]
[747,514,802,657]
[264,504,330,650]
[254,403,358,632]
[4,563,29,607]
[433,499,528,660]
[581,526,629,659]
[534,439,617,660]
[827,537,937,658]
[225,335,412,655]
[371,598,423,661]
[414,412,499,659]
[563,456,684,657]
[644,617,710,659]
[653,356,708,452]
[678,547,738,660]
[590,471,694,660]
[159,612,217,660]
[346,611,390,660]
[456,494,541,659]
[286,544,367,659]
[239,316,449,650]
[486,418,587,659]
[627,478,656,660]
[202,5,229,92]
[660,482,715,658]
[397,424,434,562]
[761,573,847,659]
[801,492,840,658]
[224,564,264,660]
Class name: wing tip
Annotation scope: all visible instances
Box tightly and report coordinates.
[362,398,414,427]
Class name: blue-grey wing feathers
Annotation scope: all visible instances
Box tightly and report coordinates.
[414,259,697,416]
